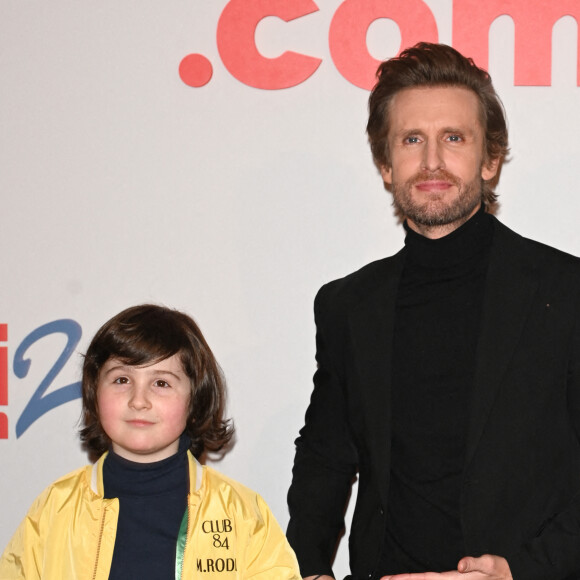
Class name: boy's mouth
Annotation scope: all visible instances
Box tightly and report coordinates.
[126,419,154,427]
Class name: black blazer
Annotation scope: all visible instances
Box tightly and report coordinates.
[287,218,580,580]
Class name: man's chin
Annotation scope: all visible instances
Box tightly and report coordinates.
[405,200,481,228]
[402,201,456,227]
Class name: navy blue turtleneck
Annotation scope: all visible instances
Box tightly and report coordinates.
[103,436,189,579]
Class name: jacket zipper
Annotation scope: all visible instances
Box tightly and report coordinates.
[92,506,107,580]
[176,500,191,580]
[181,503,191,580]
[179,500,191,580]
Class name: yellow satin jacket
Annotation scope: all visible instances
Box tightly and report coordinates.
[0,451,300,579]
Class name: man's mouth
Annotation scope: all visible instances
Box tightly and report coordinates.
[415,179,454,192]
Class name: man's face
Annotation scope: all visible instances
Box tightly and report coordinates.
[380,86,499,238]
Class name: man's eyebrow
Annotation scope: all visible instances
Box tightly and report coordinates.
[398,128,423,135]
[392,128,424,140]
[394,126,476,138]
[441,126,473,134]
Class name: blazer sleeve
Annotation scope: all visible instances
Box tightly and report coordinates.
[287,283,358,578]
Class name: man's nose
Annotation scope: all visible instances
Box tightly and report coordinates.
[421,140,444,172]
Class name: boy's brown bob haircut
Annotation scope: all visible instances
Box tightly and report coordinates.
[80,304,233,459]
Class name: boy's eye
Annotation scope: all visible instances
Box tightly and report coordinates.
[114,376,129,384]
[154,379,170,388]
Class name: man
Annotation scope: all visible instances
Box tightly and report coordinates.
[287,42,580,580]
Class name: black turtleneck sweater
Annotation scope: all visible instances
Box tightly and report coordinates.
[379,207,495,574]
[103,436,189,579]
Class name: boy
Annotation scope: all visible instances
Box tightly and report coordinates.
[1,304,300,579]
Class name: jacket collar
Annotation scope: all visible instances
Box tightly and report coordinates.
[347,249,405,503]
[464,218,539,469]
[90,450,204,495]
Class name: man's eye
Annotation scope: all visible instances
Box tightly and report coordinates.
[447,134,462,142]
[154,380,170,388]
[404,136,420,144]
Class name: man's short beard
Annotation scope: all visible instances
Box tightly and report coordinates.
[391,169,484,228]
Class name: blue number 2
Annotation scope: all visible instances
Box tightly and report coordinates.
[13,319,82,438]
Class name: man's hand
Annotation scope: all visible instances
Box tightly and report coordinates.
[380,554,512,580]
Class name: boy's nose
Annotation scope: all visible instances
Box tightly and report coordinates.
[128,385,151,410]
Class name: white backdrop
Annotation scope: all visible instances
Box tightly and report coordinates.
[2,1,580,577]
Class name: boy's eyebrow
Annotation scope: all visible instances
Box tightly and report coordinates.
[102,363,129,375]
[102,363,183,380]
[146,369,183,380]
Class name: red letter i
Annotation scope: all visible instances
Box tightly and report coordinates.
[0,324,7,439]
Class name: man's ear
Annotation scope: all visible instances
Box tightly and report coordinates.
[380,165,393,185]
[481,156,500,181]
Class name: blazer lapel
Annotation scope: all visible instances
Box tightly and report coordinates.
[465,221,540,469]
[348,250,405,503]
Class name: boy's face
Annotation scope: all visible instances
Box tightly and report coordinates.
[97,353,191,462]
